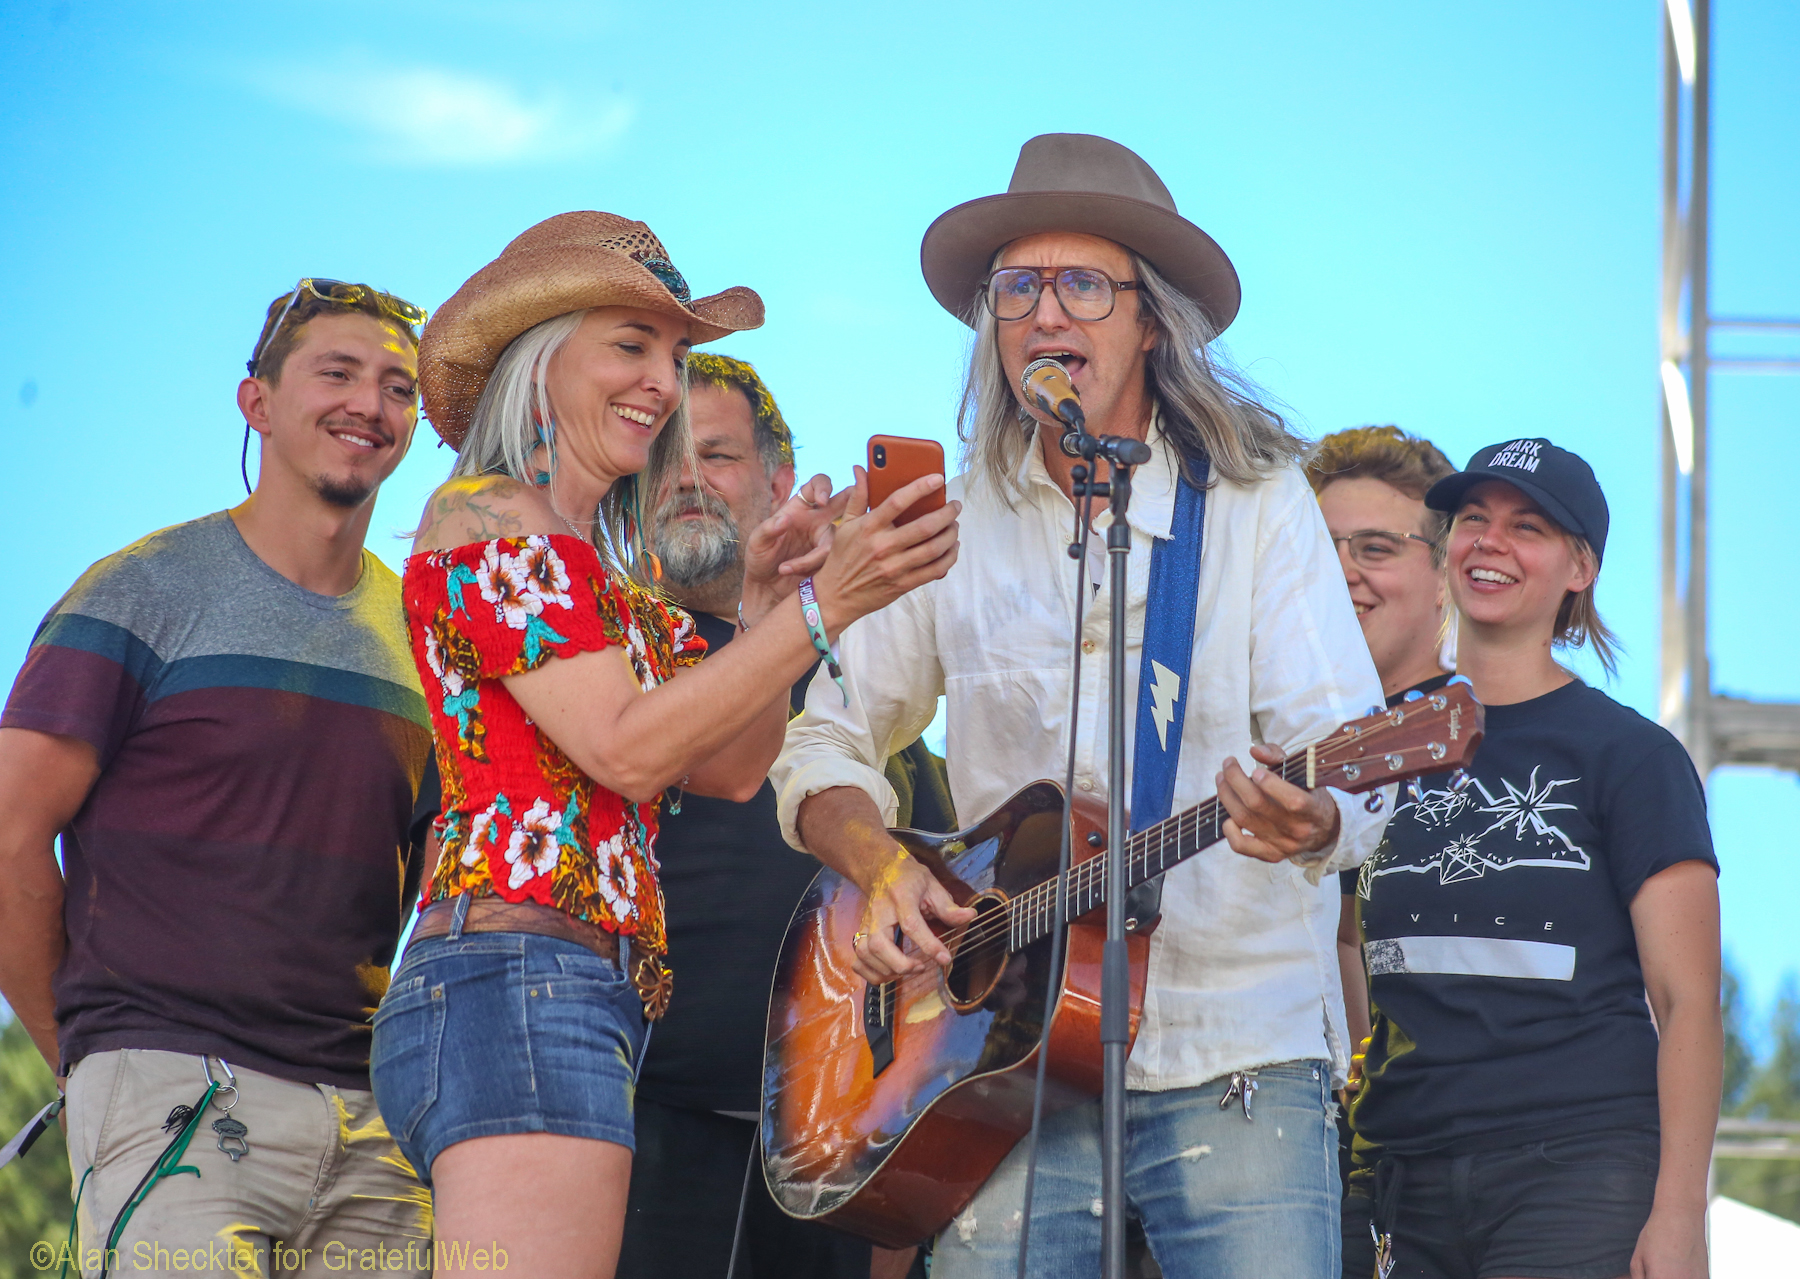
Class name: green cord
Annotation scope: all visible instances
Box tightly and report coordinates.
[107,1081,219,1256]
[67,1080,220,1277]
[61,1165,92,1279]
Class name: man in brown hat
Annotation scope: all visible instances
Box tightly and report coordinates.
[772,134,1387,1277]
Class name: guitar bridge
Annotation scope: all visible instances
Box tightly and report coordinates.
[863,979,896,1076]
[862,926,901,1077]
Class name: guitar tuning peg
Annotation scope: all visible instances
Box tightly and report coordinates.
[1406,779,1423,803]
[1403,689,1425,702]
[1448,674,1473,688]
[1366,705,1385,719]
[1364,791,1385,814]
[1449,768,1472,793]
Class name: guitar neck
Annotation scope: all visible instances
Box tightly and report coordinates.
[1012,753,1312,949]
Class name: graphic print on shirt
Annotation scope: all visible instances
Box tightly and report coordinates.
[1356,766,1588,900]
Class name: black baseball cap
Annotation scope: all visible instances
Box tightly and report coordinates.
[1424,438,1610,562]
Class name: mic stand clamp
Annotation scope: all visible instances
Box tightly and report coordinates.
[1062,423,1151,1279]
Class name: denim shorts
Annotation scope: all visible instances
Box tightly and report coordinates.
[1342,1127,1659,1279]
[370,927,649,1184]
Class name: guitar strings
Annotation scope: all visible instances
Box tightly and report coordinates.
[886,746,1327,978]
[868,713,1447,1003]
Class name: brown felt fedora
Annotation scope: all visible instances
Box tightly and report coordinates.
[920,133,1241,333]
[421,211,764,448]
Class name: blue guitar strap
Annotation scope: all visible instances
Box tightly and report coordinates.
[1123,456,1208,927]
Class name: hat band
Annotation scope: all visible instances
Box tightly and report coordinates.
[632,250,692,306]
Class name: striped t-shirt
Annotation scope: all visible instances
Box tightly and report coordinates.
[2,511,430,1088]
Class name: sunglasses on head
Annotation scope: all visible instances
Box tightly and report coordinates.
[246,278,428,376]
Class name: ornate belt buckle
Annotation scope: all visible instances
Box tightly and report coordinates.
[632,952,673,1020]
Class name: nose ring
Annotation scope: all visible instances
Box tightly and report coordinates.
[1473,535,1487,551]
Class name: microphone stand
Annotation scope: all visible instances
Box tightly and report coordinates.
[1060,418,1152,1279]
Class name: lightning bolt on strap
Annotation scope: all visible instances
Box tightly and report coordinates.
[1130,460,1208,839]
[1148,660,1181,751]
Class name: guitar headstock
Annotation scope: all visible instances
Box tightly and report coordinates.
[1305,680,1485,794]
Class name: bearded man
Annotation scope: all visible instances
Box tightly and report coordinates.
[618,354,952,1279]
[771,135,1388,1278]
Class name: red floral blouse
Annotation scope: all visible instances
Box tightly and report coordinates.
[403,534,706,959]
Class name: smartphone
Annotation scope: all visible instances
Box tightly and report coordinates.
[867,435,947,526]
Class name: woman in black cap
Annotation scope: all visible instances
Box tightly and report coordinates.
[1342,439,1719,1279]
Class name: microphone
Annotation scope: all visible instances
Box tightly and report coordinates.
[1021,358,1084,430]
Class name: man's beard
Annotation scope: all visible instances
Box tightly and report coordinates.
[308,416,386,509]
[650,488,745,592]
[312,473,378,509]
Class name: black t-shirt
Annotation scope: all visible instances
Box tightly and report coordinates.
[1347,679,1716,1163]
[1341,674,1454,898]
[637,611,956,1113]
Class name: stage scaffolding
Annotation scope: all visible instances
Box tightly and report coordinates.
[1659,0,1800,778]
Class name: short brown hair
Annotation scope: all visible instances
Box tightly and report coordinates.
[249,288,420,385]
[1307,425,1456,559]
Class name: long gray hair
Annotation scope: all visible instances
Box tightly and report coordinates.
[955,252,1305,497]
[451,310,691,592]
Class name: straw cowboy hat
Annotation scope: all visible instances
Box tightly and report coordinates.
[920,133,1241,334]
[420,211,764,447]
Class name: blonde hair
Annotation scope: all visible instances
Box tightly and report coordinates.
[1554,536,1620,679]
[450,310,691,592]
[1307,425,1456,565]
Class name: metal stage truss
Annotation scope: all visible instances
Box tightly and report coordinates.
[1659,0,1800,778]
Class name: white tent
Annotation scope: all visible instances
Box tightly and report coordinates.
[1710,1196,1800,1277]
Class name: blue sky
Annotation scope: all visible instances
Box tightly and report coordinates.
[3,2,1796,1025]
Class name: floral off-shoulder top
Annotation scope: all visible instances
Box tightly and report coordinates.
[403,534,706,968]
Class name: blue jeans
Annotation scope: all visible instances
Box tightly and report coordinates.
[369,918,648,1185]
[932,1061,1340,1279]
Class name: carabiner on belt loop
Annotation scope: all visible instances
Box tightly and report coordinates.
[200,1056,239,1112]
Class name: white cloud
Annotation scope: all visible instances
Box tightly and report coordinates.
[247,62,633,165]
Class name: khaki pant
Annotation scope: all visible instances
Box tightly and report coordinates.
[66,1049,431,1278]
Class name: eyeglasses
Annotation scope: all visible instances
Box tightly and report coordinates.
[247,278,429,376]
[1332,529,1436,569]
[983,267,1140,323]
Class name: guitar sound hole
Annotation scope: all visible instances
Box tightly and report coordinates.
[945,893,1008,1012]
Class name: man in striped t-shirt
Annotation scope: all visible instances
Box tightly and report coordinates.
[0,281,435,1276]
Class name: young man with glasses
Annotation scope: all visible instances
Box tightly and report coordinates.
[1305,423,1457,1189]
[772,134,1388,1278]
[0,281,434,1276]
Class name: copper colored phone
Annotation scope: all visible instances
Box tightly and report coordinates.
[866,435,946,526]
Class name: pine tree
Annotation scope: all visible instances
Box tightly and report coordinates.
[1715,975,1800,1223]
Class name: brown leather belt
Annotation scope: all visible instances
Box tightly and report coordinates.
[412,896,673,1020]
[414,897,619,961]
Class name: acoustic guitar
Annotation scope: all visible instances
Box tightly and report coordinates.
[760,684,1483,1247]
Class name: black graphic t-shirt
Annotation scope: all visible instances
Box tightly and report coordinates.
[1347,679,1715,1163]
[1341,674,1454,899]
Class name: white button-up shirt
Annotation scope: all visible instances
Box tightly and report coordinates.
[772,426,1389,1089]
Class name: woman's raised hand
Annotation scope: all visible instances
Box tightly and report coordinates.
[739,473,850,622]
[809,467,960,636]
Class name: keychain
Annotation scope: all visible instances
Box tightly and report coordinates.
[202,1058,250,1162]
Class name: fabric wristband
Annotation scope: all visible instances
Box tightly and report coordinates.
[797,577,848,705]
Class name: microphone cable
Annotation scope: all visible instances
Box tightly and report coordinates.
[1014,441,1099,1279]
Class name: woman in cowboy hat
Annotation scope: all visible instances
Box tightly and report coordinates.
[371,212,961,1277]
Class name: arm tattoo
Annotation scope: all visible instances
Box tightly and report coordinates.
[419,479,527,545]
